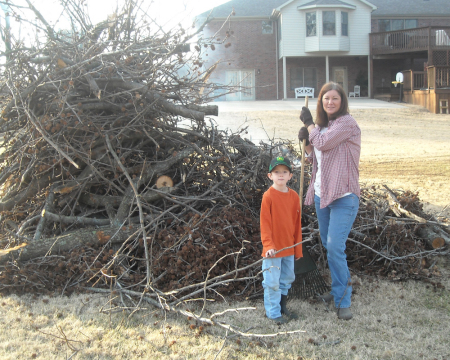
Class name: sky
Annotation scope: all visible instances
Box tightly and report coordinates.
[0,0,230,47]
[4,0,230,29]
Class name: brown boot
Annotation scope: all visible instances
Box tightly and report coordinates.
[336,307,353,320]
[269,316,289,324]
[280,295,299,320]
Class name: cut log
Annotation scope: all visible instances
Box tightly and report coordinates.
[416,226,447,249]
[0,226,140,265]
[156,175,174,188]
[383,185,427,223]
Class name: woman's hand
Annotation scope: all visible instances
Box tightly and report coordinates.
[298,126,310,145]
[299,107,314,128]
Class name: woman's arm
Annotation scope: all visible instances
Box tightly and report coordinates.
[309,115,359,152]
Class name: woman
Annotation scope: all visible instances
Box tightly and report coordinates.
[298,82,361,320]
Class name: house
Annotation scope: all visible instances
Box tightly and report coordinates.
[196,0,450,112]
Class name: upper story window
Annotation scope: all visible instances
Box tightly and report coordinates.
[262,20,273,34]
[378,19,418,32]
[341,12,348,36]
[306,12,316,37]
[323,11,336,35]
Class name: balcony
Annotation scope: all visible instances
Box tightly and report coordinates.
[370,27,450,56]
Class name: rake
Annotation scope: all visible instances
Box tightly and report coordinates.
[289,95,329,299]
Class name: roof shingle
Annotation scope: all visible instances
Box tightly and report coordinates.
[198,0,450,19]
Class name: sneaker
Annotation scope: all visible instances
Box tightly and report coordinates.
[269,316,289,324]
[336,307,353,320]
[318,293,333,303]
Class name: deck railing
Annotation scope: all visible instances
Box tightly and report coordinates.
[402,67,450,91]
[371,27,450,55]
[413,71,427,90]
[435,67,450,89]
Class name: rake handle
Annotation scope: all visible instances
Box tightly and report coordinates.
[299,96,308,213]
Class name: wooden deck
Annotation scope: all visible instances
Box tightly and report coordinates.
[370,27,450,57]
[370,27,450,113]
[402,66,450,114]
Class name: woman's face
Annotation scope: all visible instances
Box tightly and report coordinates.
[322,89,342,118]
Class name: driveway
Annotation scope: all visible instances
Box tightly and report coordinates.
[212,98,405,113]
[207,98,406,143]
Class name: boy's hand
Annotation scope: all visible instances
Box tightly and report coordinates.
[265,249,276,258]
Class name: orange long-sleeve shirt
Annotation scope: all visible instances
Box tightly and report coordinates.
[259,186,303,259]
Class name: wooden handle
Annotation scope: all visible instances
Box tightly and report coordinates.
[299,95,309,214]
[299,139,306,214]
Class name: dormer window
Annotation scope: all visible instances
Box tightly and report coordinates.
[306,12,316,37]
[341,12,348,36]
[323,11,336,35]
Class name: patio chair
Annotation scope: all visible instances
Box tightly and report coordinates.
[349,85,360,97]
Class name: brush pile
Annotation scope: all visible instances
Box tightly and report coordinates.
[303,185,449,284]
[0,0,283,301]
[0,1,448,305]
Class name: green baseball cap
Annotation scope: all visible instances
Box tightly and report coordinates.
[269,156,292,172]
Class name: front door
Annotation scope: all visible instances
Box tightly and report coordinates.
[226,70,255,101]
[332,67,348,94]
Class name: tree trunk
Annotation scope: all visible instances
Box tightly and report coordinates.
[0,226,140,264]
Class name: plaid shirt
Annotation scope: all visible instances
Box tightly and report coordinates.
[305,114,361,209]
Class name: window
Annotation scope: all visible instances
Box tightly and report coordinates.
[405,19,418,29]
[391,19,404,31]
[378,19,390,32]
[341,12,348,36]
[262,20,273,34]
[306,12,316,37]
[290,67,317,90]
[378,19,418,32]
[323,11,336,35]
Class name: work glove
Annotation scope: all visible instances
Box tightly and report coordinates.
[297,126,310,146]
[299,106,314,128]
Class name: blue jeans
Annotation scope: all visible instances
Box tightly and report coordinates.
[314,194,359,309]
[262,255,295,319]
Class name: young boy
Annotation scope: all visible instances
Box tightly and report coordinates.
[260,156,303,324]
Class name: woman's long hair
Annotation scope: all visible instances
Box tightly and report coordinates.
[315,82,349,127]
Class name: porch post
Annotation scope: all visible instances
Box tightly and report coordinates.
[325,55,329,83]
[369,33,374,99]
[368,55,373,98]
[283,56,287,99]
[428,27,433,66]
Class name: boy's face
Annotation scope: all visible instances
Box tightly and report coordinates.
[267,165,293,187]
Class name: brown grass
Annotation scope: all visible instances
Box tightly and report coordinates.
[1,262,449,359]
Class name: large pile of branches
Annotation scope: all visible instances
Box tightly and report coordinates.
[0,0,279,303]
[0,0,448,310]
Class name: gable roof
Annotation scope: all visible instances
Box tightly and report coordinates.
[276,0,375,11]
[198,0,450,19]
[369,0,450,17]
[197,0,286,19]
[297,0,357,10]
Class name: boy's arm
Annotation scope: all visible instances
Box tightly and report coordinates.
[260,194,276,256]
[293,196,303,260]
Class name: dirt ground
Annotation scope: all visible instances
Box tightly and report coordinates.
[213,103,450,218]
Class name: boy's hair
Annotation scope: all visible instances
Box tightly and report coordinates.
[316,82,349,127]
[269,156,292,173]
